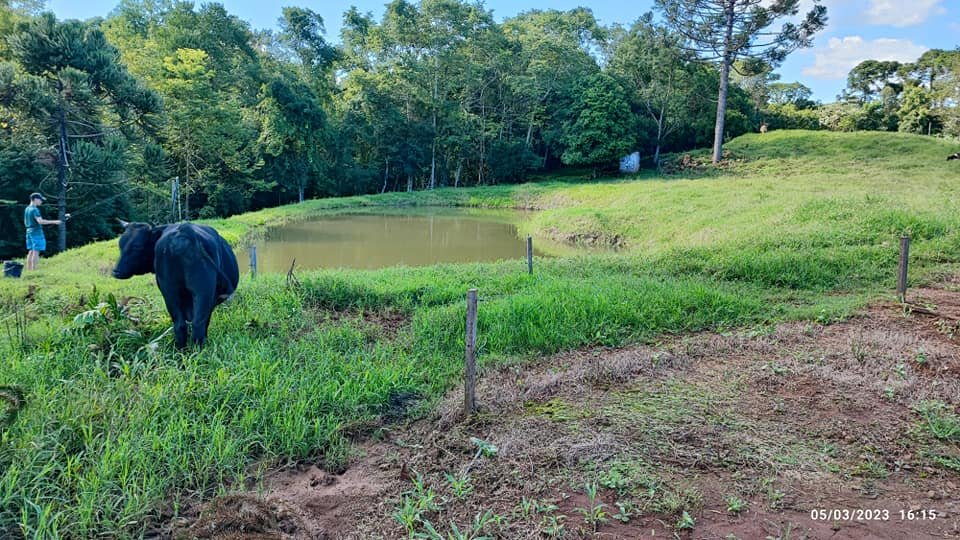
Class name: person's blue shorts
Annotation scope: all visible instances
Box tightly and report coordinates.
[26,232,46,252]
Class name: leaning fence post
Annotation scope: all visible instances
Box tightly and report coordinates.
[897,235,910,302]
[249,245,257,279]
[464,288,478,416]
[526,236,533,275]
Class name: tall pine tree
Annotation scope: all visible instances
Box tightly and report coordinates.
[657,0,826,163]
[7,13,160,251]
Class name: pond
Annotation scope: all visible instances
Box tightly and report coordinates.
[239,208,557,273]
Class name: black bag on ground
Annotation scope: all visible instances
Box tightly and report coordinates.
[3,261,23,278]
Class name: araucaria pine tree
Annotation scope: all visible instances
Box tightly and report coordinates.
[657,0,827,163]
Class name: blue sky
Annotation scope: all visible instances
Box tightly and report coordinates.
[47,0,958,102]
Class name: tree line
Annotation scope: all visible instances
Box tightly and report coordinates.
[822,51,960,135]
[0,0,835,258]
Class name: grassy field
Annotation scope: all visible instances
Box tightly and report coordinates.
[1,130,959,537]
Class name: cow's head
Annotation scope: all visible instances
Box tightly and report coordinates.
[112,220,160,279]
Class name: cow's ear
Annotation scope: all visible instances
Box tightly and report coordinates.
[117,219,130,229]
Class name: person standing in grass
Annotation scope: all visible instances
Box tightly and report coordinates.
[23,193,67,270]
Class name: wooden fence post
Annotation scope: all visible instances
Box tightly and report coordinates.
[526,236,533,275]
[464,288,478,416]
[897,235,910,302]
[249,245,257,279]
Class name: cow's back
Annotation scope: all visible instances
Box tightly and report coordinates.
[154,224,239,300]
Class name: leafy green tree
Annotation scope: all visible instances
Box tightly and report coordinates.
[255,71,329,203]
[560,73,635,175]
[730,58,780,114]
[657,0,827,163]
[249,7,338,203]
[502,8,605,170]
[906,49,960,137]
[155,48,263,218]
[898,84,937,135]
[767,81,814,108]
[844,60,901,104]
[764,103,820,130]
[904,50,958,90]
[0,1,42,56]
[338,2,432,191]
[277,7,338,78]
[835,50,960,136]
[609,14,696,165]
[106,1,295,217]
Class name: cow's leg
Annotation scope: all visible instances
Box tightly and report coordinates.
[172,312,189,349]
[159,285,189,349]
[186,267,218,348]
[190,292,215,348]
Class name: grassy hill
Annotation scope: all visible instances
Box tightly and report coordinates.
[1,130,959,537]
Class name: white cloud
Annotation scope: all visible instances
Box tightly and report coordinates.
[802,36,928,79]
[865,0,945,27]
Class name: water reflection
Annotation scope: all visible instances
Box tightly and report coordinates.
[240,209,548,272]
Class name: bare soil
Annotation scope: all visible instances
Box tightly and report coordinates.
[545,228,626,250]
[319,308,410,340]
[172,287,960,540]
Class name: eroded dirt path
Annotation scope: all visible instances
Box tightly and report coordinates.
[173,288,960,539]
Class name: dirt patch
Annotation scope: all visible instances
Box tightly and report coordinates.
[172,447,396,540]
[545,228,626,250]
[314,308,410,340]
[331,309,408,339]
[659,150,743,174]
[179,495,301,540]
[172,286,960,539]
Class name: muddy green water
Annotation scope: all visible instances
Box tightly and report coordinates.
[240,208,553,272]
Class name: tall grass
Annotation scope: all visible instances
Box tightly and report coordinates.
[2,130,960,537]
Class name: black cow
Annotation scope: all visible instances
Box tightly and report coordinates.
[112,222,239,348]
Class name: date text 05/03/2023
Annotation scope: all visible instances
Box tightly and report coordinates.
[810,509,938,521]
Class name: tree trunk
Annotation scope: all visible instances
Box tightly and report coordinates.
[430,140,437,190]
[298,183,304,203]
[171,177,181,222]
[525,110,535,147]
[184,158,190,221]
[712,1,736,165]
[406,174,413,193]
[382,158,389,194]
[478,87,485,185]
[56,100,68,252]
[430,73,438,190]
[454,161,462,188]
[654,104,665,167]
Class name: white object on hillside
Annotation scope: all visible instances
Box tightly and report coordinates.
[619,151,640,173]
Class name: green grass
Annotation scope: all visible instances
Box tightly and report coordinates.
[2,130,960,537]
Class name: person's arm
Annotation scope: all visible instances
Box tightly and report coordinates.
[35,213,69,226]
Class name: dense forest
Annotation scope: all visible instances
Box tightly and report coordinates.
[0,0,957,259]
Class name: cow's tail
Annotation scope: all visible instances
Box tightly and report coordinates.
[185,231,238,304]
